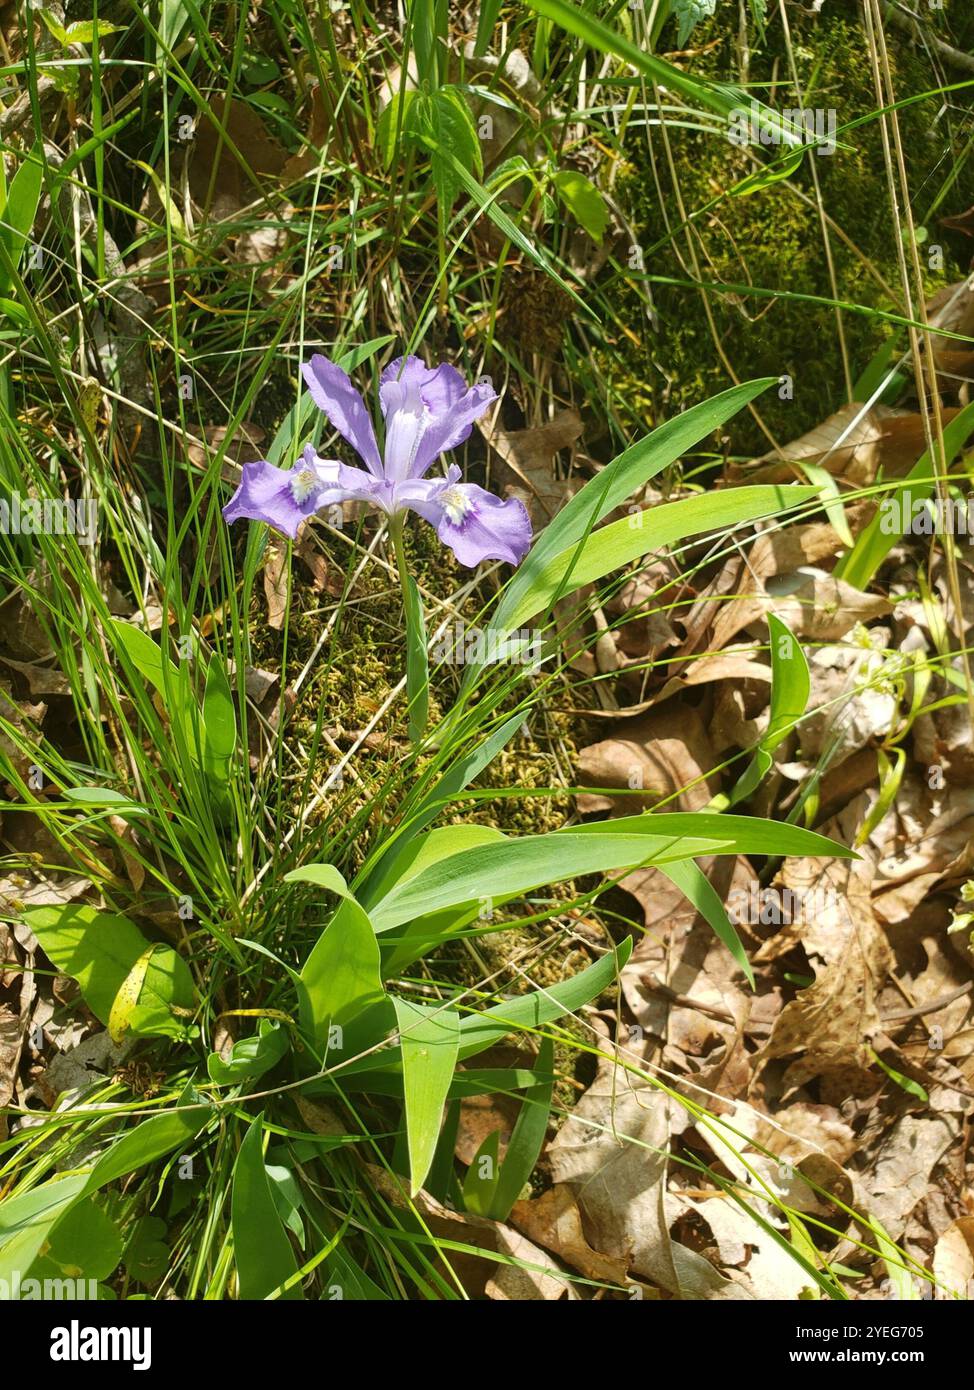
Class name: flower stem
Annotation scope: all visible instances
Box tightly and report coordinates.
[389,512,408,590]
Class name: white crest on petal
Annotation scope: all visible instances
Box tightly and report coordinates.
[289,468,320,504]
[439,485,472,526]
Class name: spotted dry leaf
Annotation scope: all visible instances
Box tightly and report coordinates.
[758,855,891,1097]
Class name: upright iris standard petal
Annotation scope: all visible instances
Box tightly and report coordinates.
[222,448,343,540]
[302,355,383,475]
[379,355,497,480]
[414,376,497,478]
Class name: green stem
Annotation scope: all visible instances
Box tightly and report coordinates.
[390,512,409,591]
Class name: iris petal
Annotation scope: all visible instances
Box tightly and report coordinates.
[302,354,383,475]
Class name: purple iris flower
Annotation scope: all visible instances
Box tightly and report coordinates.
[222,354,532,568]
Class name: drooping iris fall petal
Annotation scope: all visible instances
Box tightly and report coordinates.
[221,447,343,540]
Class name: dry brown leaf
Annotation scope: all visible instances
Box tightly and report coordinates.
[862,1112,962,1241]
[366,1163,569,1299]
[742,405,951,487]
[927,280,974,399]
[263,536,289,631]
[797,630,898,766]
[0,1003,22,1109]
[576,703,720,816]
[510,1185,631,1288]
[482,409,583,529]
[758,856,891,1097]
[0,678,46,779]
[186,97,288,222]
[547,1060,731,1296]
[0,656,71,696]
[669,1193,815,1299]
[932,1217,974,1298]
[709,568,891,652]
[186,423,267,481]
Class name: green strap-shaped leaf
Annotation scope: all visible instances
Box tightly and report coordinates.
[462,1129,500,1216]
[298,896,385,1053]
[837,399,974,590]
[488,1034,555,1220]
[370,811,851,933]
[232,1115,303,1299]
[658,860,754,988]
[394,998,460,1196]
[495,484,818,636]
[490,379,777,639]
[727,613,809,806]
[0,143,43,290]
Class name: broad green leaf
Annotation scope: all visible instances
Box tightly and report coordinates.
[0,145,43,291]
[369,810,849,934]
[462,1129,500,1216]
[202,651,236,778]
[376,88,420,169]
[43,1201,123,1282]
[672,0,717,45]
[366,826,507,975]
[25,904,196,1039]
[122,1214,170,1285]
[764,614,811,750]
[363,713,524,895]
[326,1246,390,1300]
[337,336,397,375]
[496,484,818,635]
[158,0,193,61]
[422,86,483,211]
[207,1020,290,1085]
[394,997,460,1195]
[298,896,385,1051]
[0,1175,88,1284]
[490,380,778,639]
[108,943,165,1042]
[83,1093,210,1193]
[458,938,633,1059]
[728,613,808,805]
[370,828,727,933]
[474,0,505,54]
[792,458,853,546]
[0,1100,209,1280]
[40,15,123,43]
[285,861,353,899]
[567,810,852,859]
[362,823,506,908]
[335,941,632,1080]
[232,1116,303,1299]
[552,169,608,242]
[62,787,147,813]
[0,1175,88,1245]
[109,617,180,706]
[488,1035,554,1220]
